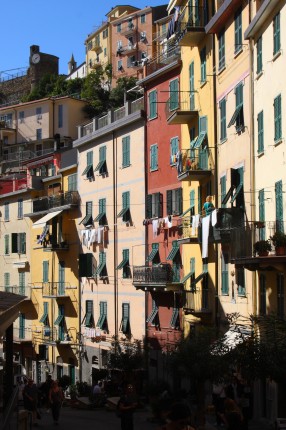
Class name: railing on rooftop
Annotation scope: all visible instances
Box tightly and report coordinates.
[77,98,144,139]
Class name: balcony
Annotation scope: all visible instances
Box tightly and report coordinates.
[177,220,199,244]
[41,236,69,252]
[177,147,213,181]
[90,40,101,52]
[90,59,103,69]
[0,285,32,300]
[0,120,16,133]
[166,92,199,125]
[39,282,75,298]
[133,263,181,290]
[122,43,137,55]
[176,4,207,46]
[145,44,181,76]
[36,327,72,345]
[205,0,242,34]
[28,191,80,215]
[184,287,212,318]
[120,22,136,37]
[231,221,286,270]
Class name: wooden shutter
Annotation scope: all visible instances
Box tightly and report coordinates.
[43,261,49,283]
[99,146,106,162]
[122,136,130,167]
[257,111,264,153]
[166,190,173,215]
[275,180,283,232]
[146,194,152,218]
[189,62,195,110]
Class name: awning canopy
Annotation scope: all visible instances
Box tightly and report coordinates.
[32,210,63,229]
[146,244,159,262]
[166,242,180,260]
[116,256,129,270]
[94,160,107,173]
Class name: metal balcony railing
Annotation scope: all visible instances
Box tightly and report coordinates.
[178,147,213,176]
[133,264,175,286]
[0,285,31,299]
[177,4,208,34]
[41,282,72,297]
[31,190,80,213]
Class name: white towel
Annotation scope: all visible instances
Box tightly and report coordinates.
[202,215,211,258]
[167,216,172,228]
[88,229,96,247]
[98,226,104,243]
[211,209,217,226]
[152,219,159,238]
[191,216,196,236]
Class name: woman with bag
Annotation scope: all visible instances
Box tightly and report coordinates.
[49,380,64,425]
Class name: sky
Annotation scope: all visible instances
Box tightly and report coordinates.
[0,0,168,80]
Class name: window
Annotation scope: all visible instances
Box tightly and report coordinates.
[58,261,65,295]
[39,302,49,325]
[94,198,106,226]
[11,233,26,254]
[275,180,283,232]
[117,60,123,71]
[218,97,227,142]
[180,257,195,286]
[117,192,130,222]
[273,13,280,55]
[19,111,24,123]
[220,176,226,208]
[170,137,179,166]
[218,29,225,71]
[122,136,130,167]
[117,249,131,279]
[277,273,284,318]
[19,274,26,294]
[140,14,146,24]
[79,253,94,278]
[84,300,94,327]
[257,111,264,153]
[43,261,49,283]
[0,113,12,127]
[166,188,183,215]
[68,174,77,191]
[36,128,42,140]
[120,303,130,335]
[274,94,282,142]
[36,107,42,120]
[237,268,245,296]
[4,273,10,291]
[4,202,9,221]
[259,275,266,315]
[104,48,107,57]
[117,23,121,33]
[170,307,179,329]
[79,201,93,226]
[127,19,133,29]
[103,28,108,38]
[4,234,9,255]
[95,146,107,175]
[146,193,163,218]
[58,105,63,128]
[55,304,65,341]
[97,301,107,329]
[146,300,159,326]
[166,240,181,282]
[228,83,244,132]
[82,151,94,179]
[258,189,265,240]
[222,167,244,208]
[221,253,229,295]
[169,78,179,111]
[189,62,195,110]
[234,8,242,54]
[19,313,25,339]
[148,90,157,119]
[200,47,206,83]
[256,36,262,74]
[94,252,107,278]
[18,199,23,219]
[150,144,158,171]
[146,243,160,264]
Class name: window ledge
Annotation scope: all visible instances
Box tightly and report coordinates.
[218,65,226,75]
[272,50,281,62]
[150,168,158,172]
[148,116,158,121]
[257,150,264,158]
[219,137,227,145]
[274,138,283,147]
[234,47,243,59]
[256,71,263,80]
[200,80,207,89]
[237,294,247,298]
[122,164,131,169]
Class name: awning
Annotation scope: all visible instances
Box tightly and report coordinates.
[94,160,106,173]
[32,210,63,229]
[117,207,130,218]
[94,262,106,276]
[94,212,106,222]
[166,242,180,260]
[54,315,64,325]
[39,312,48,324]
[146,244,159,262]
[96,313,107,329]
[116,256,129,270]
[79,214,93,226]
[82,164,93,176]
[146,306,158,324]
[84,312,93,327]
[228,105,243,127]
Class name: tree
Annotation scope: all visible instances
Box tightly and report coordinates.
[109,76,138,109]
[81,69,110,118]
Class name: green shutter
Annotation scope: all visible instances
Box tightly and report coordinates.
[189,62,195,110]
[274,94,282,141]
[257,111,264,153]
[170,137,178,164]
[200,47,206,83]
[221,253,229,295]
[150,144,158,171]
[257,37,262,74]
[121,303,130,333]
[58,261,65,295]
[190,190,195,211]
[258,189,265,240]
[149,90,157,119]
[99,146,106,162]
[4,235,9,255]
[85,300,93,327]
[273,13,280,55]
[234,8,242,54]
[18,199,23,219]
[275,180,284,232]
[19,272,25,295]
[235,83,243,107]
[122,136,130,167]
[79,253,93,277]
[19,313,25,339]
[43,261,49,283]
[220,176,226,208]
[146,195,152,218]
[166,190,173,215]
[4,273,10,290]
[176,188,183,215]
[169,78,179,111]
[220,98,226,141]
[87,151,93,165]
[218,30,225,70]
[123,191,130,209]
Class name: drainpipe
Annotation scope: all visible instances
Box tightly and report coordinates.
[248,1,257,316]
[113,131,118,342]
[211,31,219,330]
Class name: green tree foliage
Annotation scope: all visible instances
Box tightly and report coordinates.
[109,76,138,109]
[81,68,110,118]
[107,338,144,373]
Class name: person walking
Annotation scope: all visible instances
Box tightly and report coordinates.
[117,384,138,430]
[49,380,64,425]
[23,378,39,426]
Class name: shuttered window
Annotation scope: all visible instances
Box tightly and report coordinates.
[166,188,183,215]
[19,272,25,295]
[221,253,229,295]
[4,235,9,255]
[68,174,77,191]
[189,62,195,110]
[4,273,10,291]
[150,144,158,171]
[170,137,179,165]
[218,29,225,70]
[275,180,284,232]
[121,303,130,334]
[258,189,265,240]
[274,94,282,142]
[122,136,130,167]
[43,261,49,283]
[256,36,262,74]
[169,78,179,111]
[146,193,163,218]
[220,176,226,208]
[19,313,25,339]
[234,8,242,54]
[18,199,23,219]
[200,47,206,83]
[257,111,264,153]
[273,13,280,55]
[79,253,94,278]
[148,90,157,119]
[220,98,226,142]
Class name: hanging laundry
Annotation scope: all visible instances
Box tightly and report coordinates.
[202,215,211,258]
[211,209,218,227]
[152,219,159,238]
[98,226,104,243]
[176,150,183,174]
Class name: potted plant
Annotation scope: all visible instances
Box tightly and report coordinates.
[270,231,286,255]
[253,239,271,256]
